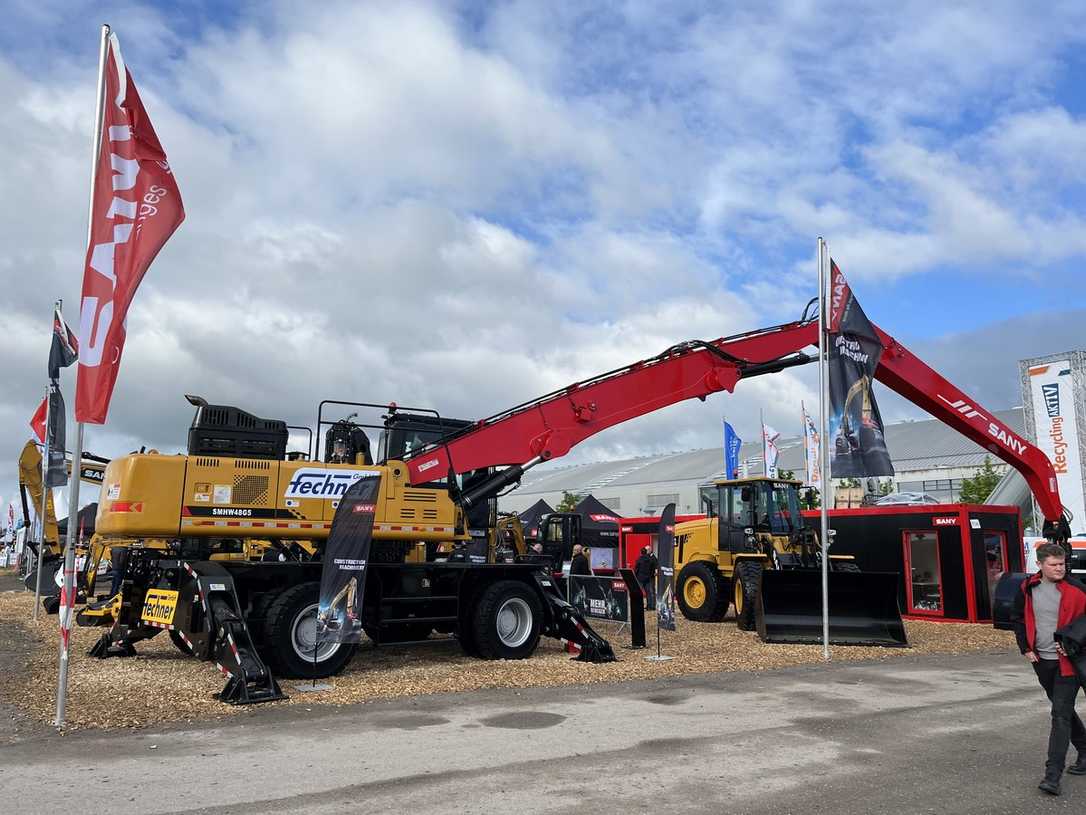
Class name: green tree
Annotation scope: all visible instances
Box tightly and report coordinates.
[801,487,821,510]
[556,490,584,513]
[778,468,796,480]
[959,456,1003,504]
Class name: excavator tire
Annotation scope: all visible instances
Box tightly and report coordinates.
[472,580,543,660]
[677,562,730,622]
[457,625,482,658]
[262,582,356,679]
[733,561,763,631]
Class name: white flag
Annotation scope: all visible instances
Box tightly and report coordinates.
[762,423,781,478]
[802,404,821,487]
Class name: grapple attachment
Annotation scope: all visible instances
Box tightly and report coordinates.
[756,568,907,647]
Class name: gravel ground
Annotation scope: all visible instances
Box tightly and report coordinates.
[0,588,1016,731]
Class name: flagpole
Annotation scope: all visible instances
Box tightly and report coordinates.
[760,409,765,476]
[33,379,53,622]
[56,22,110,730]
[817,237,831,661]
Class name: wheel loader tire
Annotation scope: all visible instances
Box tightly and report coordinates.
[677,563,729,622]
[472,580,543,660]
[832,561,861,573]
[262,581,356,679]
[733,561,763,631]
[168,630,194,655]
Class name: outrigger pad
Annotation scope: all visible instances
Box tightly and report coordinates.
[88,632,137,658]
[757,570,908,647]
[573,637,617,663]
[218,674,287,706]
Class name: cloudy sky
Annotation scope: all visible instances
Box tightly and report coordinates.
[2,0,1085,521]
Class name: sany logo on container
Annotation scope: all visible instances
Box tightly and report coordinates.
[284,468,381,500]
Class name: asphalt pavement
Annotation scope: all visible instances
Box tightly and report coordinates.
[1,650,1082,814]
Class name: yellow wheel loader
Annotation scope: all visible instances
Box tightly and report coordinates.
[18,440,109,610]
[674,477,906,646]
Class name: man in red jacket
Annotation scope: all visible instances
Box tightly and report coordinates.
[1013,543,1086,795]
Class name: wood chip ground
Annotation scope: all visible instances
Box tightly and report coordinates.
[0,588,1016,731]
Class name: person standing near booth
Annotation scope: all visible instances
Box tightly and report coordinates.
[635,545,658,610]
[1013,543,1086,796]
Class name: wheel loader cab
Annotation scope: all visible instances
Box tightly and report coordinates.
[698,479,803,556]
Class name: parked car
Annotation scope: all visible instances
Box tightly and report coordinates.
[875,492,941,506]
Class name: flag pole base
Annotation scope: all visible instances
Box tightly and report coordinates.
[292,682,333,693]
[644,654,673,662]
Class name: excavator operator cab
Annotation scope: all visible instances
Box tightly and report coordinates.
[537,513,579,571]
[377,412,472,464]
[323,419,372,465]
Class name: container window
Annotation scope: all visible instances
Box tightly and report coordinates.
[904,530,943,614]
[983,531,1007,595]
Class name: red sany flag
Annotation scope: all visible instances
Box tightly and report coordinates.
[30,397,47,443]
[76,31,184,424]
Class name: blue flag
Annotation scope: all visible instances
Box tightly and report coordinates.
[723,421,742,479]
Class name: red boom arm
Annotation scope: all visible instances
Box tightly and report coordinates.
[404,316,1066,531]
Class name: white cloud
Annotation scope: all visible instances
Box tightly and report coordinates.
[2,1,1086,511]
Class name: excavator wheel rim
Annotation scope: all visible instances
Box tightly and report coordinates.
[683,575,707,609]
[291,602,342,664]
[734,574,744,615]
[496,597,534,648]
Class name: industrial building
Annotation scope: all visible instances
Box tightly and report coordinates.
[500,408,1025,517]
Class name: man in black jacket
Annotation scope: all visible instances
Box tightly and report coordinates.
[634,546,659,610]
[1012,542,1086,796]
[569,544,591,576]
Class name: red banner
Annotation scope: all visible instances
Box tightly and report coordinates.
[30,397,47,443]
[76,32,183,424]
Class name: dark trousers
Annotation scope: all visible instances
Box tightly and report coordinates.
[639,579,655,610]
[1033,658,1086,776]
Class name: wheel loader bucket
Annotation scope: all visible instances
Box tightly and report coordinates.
[756,569,908,647]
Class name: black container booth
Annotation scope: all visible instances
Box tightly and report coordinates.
[802,504,1022,623]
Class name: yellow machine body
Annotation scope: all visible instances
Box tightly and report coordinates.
[18,441,60,549]
[95,453,467,546]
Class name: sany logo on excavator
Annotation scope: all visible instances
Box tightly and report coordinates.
[937,394,1027,456]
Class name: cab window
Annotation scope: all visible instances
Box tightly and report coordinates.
[731,486,754,528]
[766,483,800,534]
[699,486,720,518]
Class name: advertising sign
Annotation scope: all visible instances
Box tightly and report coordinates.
[569,575,629,622]
[656,503,677,631]
[826,260,894,478]
[1028,360,1085,531]
[316,474,381,644]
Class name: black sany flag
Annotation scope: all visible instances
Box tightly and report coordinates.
[826,260,894,479]
[45,386,68,488]
[48,307,78,380]
[316,474,381,645]
[656,502,677,631]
